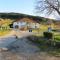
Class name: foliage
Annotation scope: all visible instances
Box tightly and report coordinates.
[43,32,53,39]
[0,18,14,36]
[0,18,14,28]
[0,13,54,24]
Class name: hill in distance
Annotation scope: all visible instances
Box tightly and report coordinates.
[0,12,58,23]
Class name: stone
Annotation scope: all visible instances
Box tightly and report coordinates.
[0,48,8,52]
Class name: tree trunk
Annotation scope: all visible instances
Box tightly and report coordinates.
[57,10,60,15]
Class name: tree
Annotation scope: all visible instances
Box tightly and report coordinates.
[36,0,60,15]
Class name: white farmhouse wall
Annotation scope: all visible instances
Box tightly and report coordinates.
[13,22,19,28]
[35,23,40,28]
[13,21,40,29]
[13,22,27,28]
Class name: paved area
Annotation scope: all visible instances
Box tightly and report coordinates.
[0,30,60,60]
[0,30,35,48]
[0,30,35,38]
[0,37,60,60]
[0,51,60,60]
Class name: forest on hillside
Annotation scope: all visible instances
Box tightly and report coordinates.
[0,13,54,23]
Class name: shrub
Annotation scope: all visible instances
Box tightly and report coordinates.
[43,32,53,40]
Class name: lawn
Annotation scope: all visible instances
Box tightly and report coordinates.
[33,24,60,41]
[31,24,60,56]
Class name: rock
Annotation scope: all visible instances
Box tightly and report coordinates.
[0,48,8,52]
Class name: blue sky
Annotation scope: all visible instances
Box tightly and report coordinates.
[0,0,35,15]
[0,0,58,19]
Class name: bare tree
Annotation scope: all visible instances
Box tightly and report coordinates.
[35,0,60,15]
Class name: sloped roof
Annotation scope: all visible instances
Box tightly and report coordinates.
[15,18,38,23]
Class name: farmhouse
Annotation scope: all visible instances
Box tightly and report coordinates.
[13,18,40,30]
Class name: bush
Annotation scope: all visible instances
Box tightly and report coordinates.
[52,29,57,32]
[54,42,60,48]
[43,32,53,40]
[52,29,60,32]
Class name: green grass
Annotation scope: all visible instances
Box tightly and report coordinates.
[30,24,60,56]
[32,28,60,56]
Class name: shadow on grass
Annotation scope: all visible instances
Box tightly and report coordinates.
[27,35,60,57]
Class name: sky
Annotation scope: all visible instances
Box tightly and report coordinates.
[0,0,34,14]
[0,0,58,19]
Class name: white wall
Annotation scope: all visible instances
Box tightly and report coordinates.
[13,22,27,28]
[13,22,40,29]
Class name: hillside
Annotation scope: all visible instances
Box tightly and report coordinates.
[0,12,54,23]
